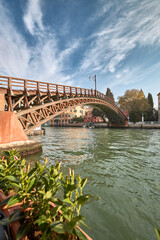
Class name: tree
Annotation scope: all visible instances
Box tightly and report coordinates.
[71,116,84,123]
[106,88,114,100]
[146,93,158,121]
[92,107,103,117]
[146,93,154,121]
[147,93,153,108]
[91,108,106,122]
[118,89,149,122]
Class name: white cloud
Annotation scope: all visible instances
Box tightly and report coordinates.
[0,1,80,85]
[108,62,160,89]
[23,0,44,35]
[0,2,30,76]
[80,0,160,73]
[115,74,121,79]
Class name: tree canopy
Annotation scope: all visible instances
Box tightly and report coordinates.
[106,88,114,100]
[118,89,149,122]
[147,93,153,108]
[146,93,158,121]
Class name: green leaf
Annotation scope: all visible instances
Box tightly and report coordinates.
[81,178,87,188]
[10,182,22,189]
[72,215,85,223]
[66,183,80,192]
[73,227,88,240]
[16,223,32,240]
[43,189,52,199]
[8,161,16,169]
[63,221,77,233]
[0,165,4,170]
[50,221,65,233]
[50,206,61,217]
[51,198,64,206]
[38,190,45,195]
[76,195,90,205]
[61,207,70,221]
[155,228,160,240]
[26,178,36,193]
[7,195,20,207]
[34,214,47,225]
[28,167,37,178]
[6,175,19,183]
[63,198,74,205]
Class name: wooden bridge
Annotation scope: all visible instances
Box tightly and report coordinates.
[0,76,128,143]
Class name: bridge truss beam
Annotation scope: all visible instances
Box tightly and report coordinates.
[0,76,128,132]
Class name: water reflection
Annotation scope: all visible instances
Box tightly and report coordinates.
[27,127,160,240]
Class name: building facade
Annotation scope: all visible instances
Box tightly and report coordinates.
[51,106,93,125]
[158,93,160,122]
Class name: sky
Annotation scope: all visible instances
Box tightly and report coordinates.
[0,0,160,108]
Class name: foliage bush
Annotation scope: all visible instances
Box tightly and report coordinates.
[0,150,93,240]
[71,116,84,123]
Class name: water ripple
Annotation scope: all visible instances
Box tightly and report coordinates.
[28,127,160,240]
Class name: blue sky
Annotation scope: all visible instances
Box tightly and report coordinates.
[0,0,160,107]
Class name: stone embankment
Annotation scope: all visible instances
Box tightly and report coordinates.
[128,123,160,129]
[52,123,160,129]
[27,128,45,136]
[0,140,42,156]
[53,123,109,128]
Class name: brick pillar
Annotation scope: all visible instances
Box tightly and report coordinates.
[0,94,5,111]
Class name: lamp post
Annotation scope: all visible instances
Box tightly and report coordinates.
[89,75,96,96]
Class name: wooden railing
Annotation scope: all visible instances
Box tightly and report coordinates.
[0,75,126,120]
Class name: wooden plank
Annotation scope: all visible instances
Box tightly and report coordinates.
[18,117,26,129]
[30,112,36,124]
[13,95,24,108]
[0,83,8,86]
[28,95,37,105]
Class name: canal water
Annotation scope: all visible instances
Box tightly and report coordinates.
[27,127,160,240]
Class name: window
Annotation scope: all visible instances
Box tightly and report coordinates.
[70,110,72,112]
[74,110,77,112]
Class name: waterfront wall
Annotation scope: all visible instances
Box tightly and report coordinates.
[51,122,160,129]
[27,128,45,136]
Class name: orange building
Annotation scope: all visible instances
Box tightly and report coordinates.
[51,106,93,125]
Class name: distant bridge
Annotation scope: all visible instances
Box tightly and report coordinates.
[0,76,128,134]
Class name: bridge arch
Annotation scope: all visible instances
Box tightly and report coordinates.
[0,76,128,134]
[16,97,127,133]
